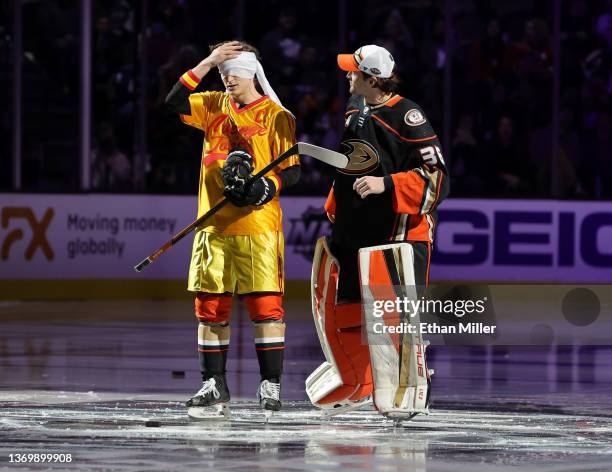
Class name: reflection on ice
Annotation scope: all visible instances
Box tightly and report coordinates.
[1,392,611,471]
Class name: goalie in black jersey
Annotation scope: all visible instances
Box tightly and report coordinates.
[306,45,449,421]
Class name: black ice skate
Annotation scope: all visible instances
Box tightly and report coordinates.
[186,375,230,420]
[257,379,281,421]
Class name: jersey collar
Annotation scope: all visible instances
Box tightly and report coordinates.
[229,95,269,114]
[365,94,401,110]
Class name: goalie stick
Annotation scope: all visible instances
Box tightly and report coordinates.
[133,142,347,272]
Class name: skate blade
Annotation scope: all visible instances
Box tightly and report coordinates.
[320,397,373,418]
[384,410,422,426]
[187,403,230,421]
[263,410,274,423]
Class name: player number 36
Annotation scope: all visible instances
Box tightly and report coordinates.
[9,453,73,463]
[419,145,445,168]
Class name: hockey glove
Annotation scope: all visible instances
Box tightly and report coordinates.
[244,176,276,206]
[222,148,254,207]
[222,148,277,207]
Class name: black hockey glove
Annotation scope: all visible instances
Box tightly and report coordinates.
[222,148,277,207]
[222,148,254,207]
[244,176,276,206]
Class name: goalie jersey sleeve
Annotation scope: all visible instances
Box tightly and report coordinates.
[331,95,449,247]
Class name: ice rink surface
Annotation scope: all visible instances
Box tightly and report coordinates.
[1,300,611,471]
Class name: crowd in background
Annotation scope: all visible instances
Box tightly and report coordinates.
[1,0,611,198]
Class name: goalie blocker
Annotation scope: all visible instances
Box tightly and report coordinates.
[306,237,432,419]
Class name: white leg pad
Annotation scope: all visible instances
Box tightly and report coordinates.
[305,361,344,405]
[359,242,432,417]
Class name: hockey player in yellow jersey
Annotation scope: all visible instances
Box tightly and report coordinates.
[165,41,300,419]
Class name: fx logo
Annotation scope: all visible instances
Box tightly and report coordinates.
[1,207,54,261]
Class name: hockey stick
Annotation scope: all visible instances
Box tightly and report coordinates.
[133,142,347,272]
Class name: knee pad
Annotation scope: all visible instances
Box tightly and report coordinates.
[253,320,286,351]
[306,237,372,407]
[195,292,232,324]
[198,323,230,354]
[243,293,284,322]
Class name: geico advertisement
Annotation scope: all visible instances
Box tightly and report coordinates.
[1,195,611,282]
[432,199,612,282]
[280,198,612,283]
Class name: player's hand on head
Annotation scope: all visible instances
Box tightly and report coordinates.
[353,176,385,199]
[203,41,243,67]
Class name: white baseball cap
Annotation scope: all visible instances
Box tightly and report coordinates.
[337,45,395,78]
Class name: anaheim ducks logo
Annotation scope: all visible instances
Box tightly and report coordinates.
[339,139,380,175]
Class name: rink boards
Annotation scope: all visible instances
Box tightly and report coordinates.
[0,194,611,298]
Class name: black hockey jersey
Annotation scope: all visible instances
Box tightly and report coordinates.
[327,94,449,249]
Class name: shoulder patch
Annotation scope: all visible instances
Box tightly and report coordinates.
[404,108,427,126]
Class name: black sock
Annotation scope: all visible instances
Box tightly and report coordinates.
[200,350,228,380]
[256,348,283,383]
[254,321,285,382]
[198,323,230,381]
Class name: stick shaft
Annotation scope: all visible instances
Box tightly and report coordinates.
[134,143,300,272]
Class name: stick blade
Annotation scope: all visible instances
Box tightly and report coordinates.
[134,258,151,272]
[297,142,348,169]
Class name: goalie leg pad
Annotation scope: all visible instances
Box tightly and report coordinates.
[306,237,373,407]
[359,242,432,417]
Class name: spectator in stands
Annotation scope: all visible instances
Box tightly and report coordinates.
[374,8,416,80]
[91,123,132,192]
[469,18,510,83]
[451,114,486,196]
[483,115,532,197]
[511,18,554,128]
[260,7,303,91]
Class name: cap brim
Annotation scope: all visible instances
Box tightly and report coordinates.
[337,54,359,72]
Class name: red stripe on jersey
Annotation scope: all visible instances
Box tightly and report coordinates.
[187,69,200,83]
[277,233,284,292]
[230,95,269,114]
[371,115,438,143]
[270,174,282,192]
[179,76,196,91]
[202,153,227,167]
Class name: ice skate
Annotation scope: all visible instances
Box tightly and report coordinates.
[257,379,281,422]
[320,396,373,418]
[384,372,433,425]
[186,375,230,420]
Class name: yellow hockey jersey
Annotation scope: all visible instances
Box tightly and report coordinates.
[181,91,298,235]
